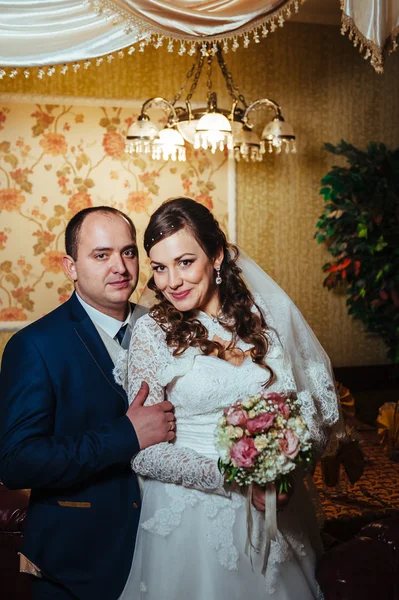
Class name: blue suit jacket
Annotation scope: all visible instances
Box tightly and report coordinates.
[0,293,141,600]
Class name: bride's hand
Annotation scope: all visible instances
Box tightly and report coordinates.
[251,482,293,512]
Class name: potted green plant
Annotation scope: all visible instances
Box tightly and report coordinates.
[315,140,399,363]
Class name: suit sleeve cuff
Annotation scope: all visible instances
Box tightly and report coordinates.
[109,416,140,464]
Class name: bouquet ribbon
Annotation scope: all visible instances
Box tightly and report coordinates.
[246,482,277,576]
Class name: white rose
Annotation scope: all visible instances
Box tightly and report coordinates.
[254,436,268,451]
[234,427,244,439]
[225,425,237,439]
[242,397,255,409]
[215,430,233,461]
[275,416,284,428]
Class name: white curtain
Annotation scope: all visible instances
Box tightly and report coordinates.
[109,0,294,38]
[1,1,398,72]
[0,0,298,67]
[341,0,399,73]
[0,1,144,66]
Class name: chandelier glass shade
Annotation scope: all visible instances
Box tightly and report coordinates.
[125,45,296,163]
[261,115,296,154]
[176,106,229,145]
[233,126,263,162]
[152,127,186,161]
[125,115,159,155]
[194,104,233,153]
[125,98,187,161]
[176,116,200,145]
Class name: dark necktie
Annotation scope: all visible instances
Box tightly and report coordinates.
[115,323,128,345]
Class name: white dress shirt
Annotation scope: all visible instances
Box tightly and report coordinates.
[76,293,131,341]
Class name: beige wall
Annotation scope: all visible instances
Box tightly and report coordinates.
[1,22,399,366]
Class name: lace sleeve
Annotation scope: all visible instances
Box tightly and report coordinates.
[127,316,225,493]
[127,315,165,407]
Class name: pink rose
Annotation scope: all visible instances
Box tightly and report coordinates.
[263,392,284,401]
[226,409,248,427]
[247,412,275,435]
[279,430,300,460]
[277,400,290,419]
[230,436,259,468]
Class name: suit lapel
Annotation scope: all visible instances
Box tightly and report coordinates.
[67,294,128,406]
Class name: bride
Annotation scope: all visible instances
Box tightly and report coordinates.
[117,197,341,599]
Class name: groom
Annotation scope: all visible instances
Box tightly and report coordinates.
[0,206,175,600]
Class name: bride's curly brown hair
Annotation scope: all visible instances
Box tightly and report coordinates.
[144,197,274,384]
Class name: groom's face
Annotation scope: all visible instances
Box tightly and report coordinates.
[63,212,139,320]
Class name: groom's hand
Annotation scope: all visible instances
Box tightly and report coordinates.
[127,381,175,450]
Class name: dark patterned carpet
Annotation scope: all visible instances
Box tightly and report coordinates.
[314,421,399,522]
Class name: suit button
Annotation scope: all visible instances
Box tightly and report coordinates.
[133,502,139,509]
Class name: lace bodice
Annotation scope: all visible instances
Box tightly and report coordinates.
[118,297,315,493]
[114,293,341,497]
[116,295,338,491]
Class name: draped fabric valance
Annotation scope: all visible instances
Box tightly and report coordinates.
[0,0,300,67]
[0,1,398,75]
[0,1,146,67]
[107,0,295,39]
[341,0,399,74]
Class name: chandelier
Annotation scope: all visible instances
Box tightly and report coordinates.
[125,45,296,163]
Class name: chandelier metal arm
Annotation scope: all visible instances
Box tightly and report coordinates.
[242,98,282,128]
[140,96,179,125]
[126,44,295,164]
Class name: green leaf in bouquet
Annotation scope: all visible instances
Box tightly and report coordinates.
[226,467,239,483]
[217,458,226,474]
[277,475,292,496]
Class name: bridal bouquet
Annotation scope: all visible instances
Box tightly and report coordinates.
[215,391,314,573]
[215,391,314,495]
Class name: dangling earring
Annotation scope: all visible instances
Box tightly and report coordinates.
[215,265,222,285]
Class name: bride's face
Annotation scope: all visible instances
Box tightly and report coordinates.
[149,227,223,315]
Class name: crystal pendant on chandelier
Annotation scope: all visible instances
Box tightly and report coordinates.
[233,126,264,162]
[194,112,233,153]
[261,116,297,154]
[152,128,186,162]
[125,116,159,155]
[194,93,233,154]
[124,98,186,162]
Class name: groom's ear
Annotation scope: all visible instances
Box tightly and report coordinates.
[63,255,78,282]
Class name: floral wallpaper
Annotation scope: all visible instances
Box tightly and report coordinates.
[0,96,233,323]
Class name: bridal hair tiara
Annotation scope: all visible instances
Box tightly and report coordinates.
[147,224,175,249]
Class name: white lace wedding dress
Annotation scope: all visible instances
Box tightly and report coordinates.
[117,297,326,600]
